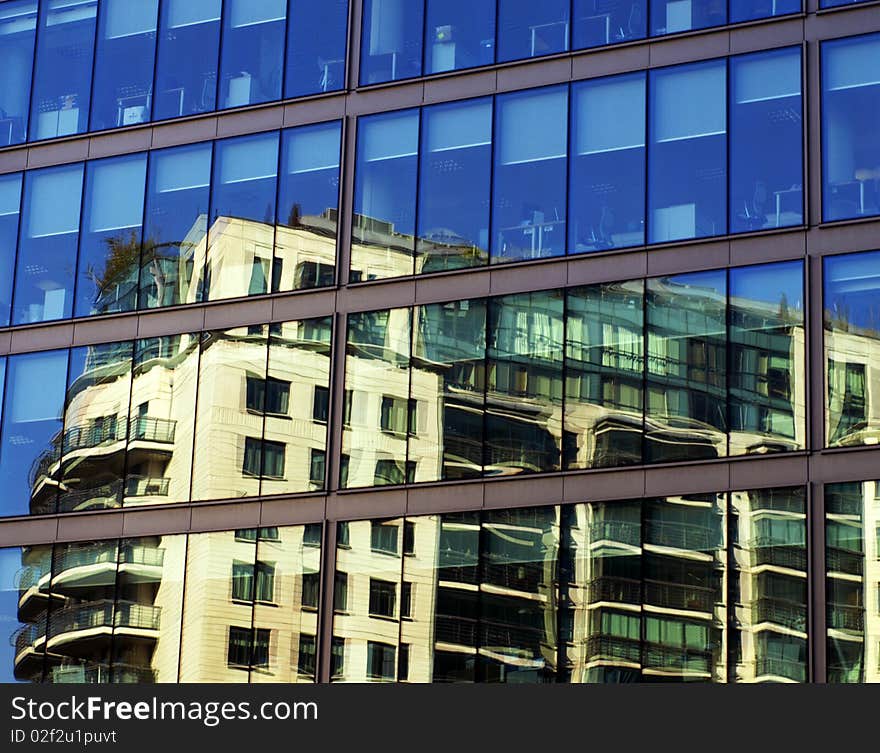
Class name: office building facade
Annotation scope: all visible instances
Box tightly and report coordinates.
[0,0,878,684]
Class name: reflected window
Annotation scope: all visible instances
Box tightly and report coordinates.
[286,0,347,97]
[649,60,726,243]
[417,99,492,273]
[360,0,423,84]
[0,1,36,146]
[424,0,495,74]
[29,0,97,140]
[367,641,396,680]
[650,0,725,35]
[492,87,567,263]
[822,34,880,222]
[730,48,803,233]
[275,121,341,292]
[569,73,645,253]
[141,143,212,309]
[369,578,397,617]
[13,164,83,324]
[573,0,645,49]
[731,0,801,22]
[352,110,419,282]
[90,0,158,131]
[497,0,570,62]
[153,0,221,120]
[219,0,286,109]
[76,154,147,317]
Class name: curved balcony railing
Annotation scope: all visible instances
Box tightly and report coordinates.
[48,600,161,640]
[128,417,176,444]
[48,662,156,685]
[588,520,641,547]
[12,620,46,658]
[124,476,170,497]
[51,545,164,577]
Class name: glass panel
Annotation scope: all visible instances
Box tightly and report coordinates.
[822,34,880,222]
[412,300,486,482]
[646,270,727,463]
[826,480,876,683]
[180,530,256,681]
[153,0,221,120]
[219,0,286,109]
[75,153,147,317]
[13,163,82,324]
[351,110,418,282]
[29,0,97,140]
[569,73,645,253]
[565,281,644,469]
[733,487,807,683]
[331,518,403,681]
[140,142,212,309]
[486,290,564,475]
[207,132,279,301]
[648,60,726,243]
[0,0,37,146]
[729,261,805,455]
[824,250,880,447]
[0,172,22,326]
[275,121,340,292]
[417,98,491,273]
[260,317,332,495]
[573,0,646,49]
[0,544,52,682]
[423,0,495,74]
[192,325,269,501]
[285,0,347,97]
[730,48,803,233]
[497,0,570,62]
[650,0,725,36]
[57,341,133,514]
[89,0,159,131]
[112,534,186,683]
[360,0,423,84]
[124,333,199,507]
[492,87,567,263]
[731,0,801,23]
[0,353,64,517]
[342,308,411,488]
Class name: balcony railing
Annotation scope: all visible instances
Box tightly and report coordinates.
[826,546,864,575]
[12,620,45,657]
[51,545,164,576]
[481,561,545,593]
[642,643,713,673]
[585,634,641,663]
[434,615,478,647]
[437,564,479,585]
[644,520,718,551]
[643,579,716,612]
[119,546,165,567]
[827,603,864,632]
[589,520,641,547]
[57,481,122,512]
[62,421,122,453]
[753,597,807,631]
[128,417,176,444]
[751,544,807,571]
[480,620,548,652]
[124,476,170,497]
[588,576,641,605]
[48,600,161,639]
[48,662,156,685]
[755,656,806,682]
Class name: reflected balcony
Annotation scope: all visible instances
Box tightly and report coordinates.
[123,476,171,505]
[47,600,161,650]
[585,634,642,664]
[754,656,806,683]
[50,544,164,592]
[643,579,717,613]
[47,662,156,684]
[12,619,47,676]
[826,546,864,575]
[128,417,176,444]
[434,615,478,648]
[642,643,713,676]
[752,597,807,632]
[644,520,718,552]
[587,575,641,605]
[751,543,807,571]
[827,603,864,632]
[588,520,641,547]
[480,620,549,657]
[481,561,546,594]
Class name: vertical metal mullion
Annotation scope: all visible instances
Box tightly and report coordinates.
[135,146,154,312]
[148,0,166,122]
[641,71,650,465]
[202,139,218,303]
[809,481,826,683]
[185,331,206,505]
[7,168,27,328]
[173,532,192,682]
[67,161,89,324]
[84,0,102,133]
[411,109,423,278]
[117,340,136,511]
[107,534,124,684]
[23,0,42,144]
[257,329,271,499]
[726,491,736,683]
[316,519,337,683]
[279,0,292,102]
[214,0,227,112]
[269,128,284,296]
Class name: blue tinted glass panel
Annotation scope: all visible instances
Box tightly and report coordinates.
[140,143,212,308]
[424,0,495,74]
[276,121,341,291]
[219,0,287,109]
[417,98,492,273]
[492,86,567,263]
[0,0,37,146]
[0,173,22,326]
[207,132,279,301]
[89,0,158,131]
[153,0,221,120]
[650,0,726,35]
[649,60,727,243]
[13,163,83,324]
[360,0,423,84]
[351,109,419,281]
[497,0,570,62]
[29,0,97,141]
[0,350,66,517]
[570,73,646,253]
[822,35,880,222]
[731,0,801,22]
[821,0,864,5]
[75,154,147,317]
[730,48,803,233]
[573,0,646,49]
[285,0,347,97]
